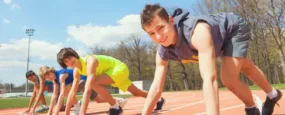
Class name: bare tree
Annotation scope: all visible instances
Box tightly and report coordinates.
[120,34,148,80]
[195,0,285,85]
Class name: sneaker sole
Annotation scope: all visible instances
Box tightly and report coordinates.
[276,90,283,106]
[109,111,124,115]
[70,112,79,115]
[71,110,80,115]
[253,94,262,113]
[35,109,48,113]
[159,99,166,110]
[153,99,166,113]
[119,99,128,108]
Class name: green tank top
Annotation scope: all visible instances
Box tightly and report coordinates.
[35,76,53,85]
[78,55,123,76]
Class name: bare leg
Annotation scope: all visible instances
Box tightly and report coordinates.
[220,57,254,107]
[127,84,148,98]
[241,58,273,93]
[92,74,116,106]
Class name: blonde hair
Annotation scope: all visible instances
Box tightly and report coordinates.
[39,66,55,80]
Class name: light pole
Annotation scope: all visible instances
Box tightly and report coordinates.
[25,28,35,97]
[10,83,11,97]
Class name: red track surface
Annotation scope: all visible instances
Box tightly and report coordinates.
[0,90,284,115]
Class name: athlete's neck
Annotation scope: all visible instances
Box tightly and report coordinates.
[78,58,82,71]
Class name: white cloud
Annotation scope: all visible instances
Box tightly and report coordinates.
[0,60,48,86]
[76,46,88,56]
[11,4,20,9]
[3,18,10,24]
[0,38,63,60]
[0,60,42,69]
[0,38,89,60]
[3,0,20,10]
[0,38,88,86]
[3,0,11,4]
[67,14,146,48]
[66,37,72,42]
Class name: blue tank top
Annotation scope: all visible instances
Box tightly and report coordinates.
[159,8,240,63]
[55,69,86,85]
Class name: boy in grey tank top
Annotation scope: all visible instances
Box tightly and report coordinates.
[140,4,282,115]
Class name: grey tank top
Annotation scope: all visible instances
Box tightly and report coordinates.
[158,8,240,63]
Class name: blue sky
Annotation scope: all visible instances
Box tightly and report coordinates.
[0,0,199,86]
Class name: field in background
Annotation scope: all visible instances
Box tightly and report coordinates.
[0,94,132,109]
[0,83,284,109]
[219,83,285,90]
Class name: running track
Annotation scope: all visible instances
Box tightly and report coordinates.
[0,90,284,115]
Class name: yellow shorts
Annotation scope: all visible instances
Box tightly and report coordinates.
[105,63,132,92]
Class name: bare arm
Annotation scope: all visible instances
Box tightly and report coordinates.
[23,85,37,114]
[80,56,97,115]
[142,52,168,115]
[65,69,80,115]
[191,21,219,115]
[54,74,68,114]
[47,80,59,115]
[31,79,46,113]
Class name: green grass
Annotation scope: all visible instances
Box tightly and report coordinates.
[110,94,132,98]
[0,97,40,109]
[0,94,132,109]
[163,83,285,92]
[1,83,284,109]
[219,83,285,90]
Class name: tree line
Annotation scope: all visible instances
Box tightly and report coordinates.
[90,0,285,91]
[3,0,284,92]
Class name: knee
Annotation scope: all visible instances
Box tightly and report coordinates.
[93,80,103,86]
[241,65,253,77]
[222,81,235,90]
[240,58,255,76]
[92,81,103,91]
[221,78,239,90]
[92,80,99,86]
[220,74,239,90]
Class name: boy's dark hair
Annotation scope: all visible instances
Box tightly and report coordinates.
[140,3,169,29]
[57,47,79,68]
[26,70,36,79]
